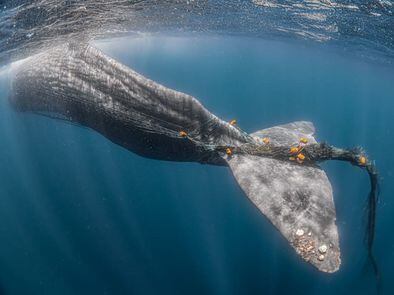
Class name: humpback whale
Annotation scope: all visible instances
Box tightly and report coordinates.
[8,42,378,275]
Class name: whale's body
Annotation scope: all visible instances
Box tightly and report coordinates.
[10,43,341,272]
[10,43,251,164]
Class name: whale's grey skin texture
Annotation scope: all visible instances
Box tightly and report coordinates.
[225,122,340,273]
[10,43,340,273]
[10,43,251,165]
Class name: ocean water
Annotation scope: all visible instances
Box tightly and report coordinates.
[0,35,393,294]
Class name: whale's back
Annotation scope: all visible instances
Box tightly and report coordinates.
[10,43,250,164]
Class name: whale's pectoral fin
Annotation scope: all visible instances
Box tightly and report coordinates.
[223,121,341,272]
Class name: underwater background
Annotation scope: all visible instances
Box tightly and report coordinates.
[0,1,394,295]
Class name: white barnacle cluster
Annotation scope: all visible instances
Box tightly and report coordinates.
[293,228,330,263]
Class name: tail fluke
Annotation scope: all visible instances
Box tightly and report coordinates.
[221,120,379,280]
[222,121,341,272]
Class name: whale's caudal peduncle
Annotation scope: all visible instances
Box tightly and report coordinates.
[9,43,378,277]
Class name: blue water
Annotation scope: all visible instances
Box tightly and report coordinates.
[0,36,393,294]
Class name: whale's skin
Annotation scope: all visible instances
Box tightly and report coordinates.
[9,43,340,273]
[9,43,251,165]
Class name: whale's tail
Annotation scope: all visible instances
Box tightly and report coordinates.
[222,121,341,272]
[221,121,379,280]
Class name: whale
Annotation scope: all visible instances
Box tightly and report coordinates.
[8,42,378,274]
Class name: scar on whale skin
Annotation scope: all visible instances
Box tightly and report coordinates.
[8,42,379,275]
